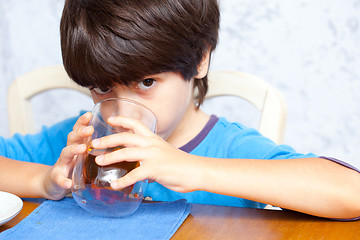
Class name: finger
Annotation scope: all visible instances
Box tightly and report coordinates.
[91,131,153,149]
[95,146,145,166]
[73,112,92,131]
[110,167,148,190]
[107,116,156,137]
[67,125,94,145]
[59,144,87,165]
[67,112,93,145]
[54,174,73,189]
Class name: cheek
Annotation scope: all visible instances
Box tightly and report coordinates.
[150,82,193,138]
[153,107,185,139]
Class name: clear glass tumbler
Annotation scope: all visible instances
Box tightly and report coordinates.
[71,98,157,217]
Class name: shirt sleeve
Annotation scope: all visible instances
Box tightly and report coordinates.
[228,126,318,160]
[211,118,318,160]
[0,112,84,165]
[191,117,318,160]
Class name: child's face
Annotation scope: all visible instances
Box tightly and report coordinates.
[89,72,194,141]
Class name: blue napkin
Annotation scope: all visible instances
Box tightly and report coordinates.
[0,198,191,240]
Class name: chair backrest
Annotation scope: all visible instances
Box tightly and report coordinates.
[7,65,91,135]
[206,71,287,144]
[7,66,287,144]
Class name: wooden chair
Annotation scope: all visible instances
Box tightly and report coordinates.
[206,71,287,144]
[7,65,90,135]
[7,66,287,144]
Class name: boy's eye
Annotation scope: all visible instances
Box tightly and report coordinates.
[91,87,112,94]
[137,78,156,90]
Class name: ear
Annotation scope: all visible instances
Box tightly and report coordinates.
[194,49,211,79]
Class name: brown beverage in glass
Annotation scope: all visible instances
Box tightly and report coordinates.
[71,98,157,217]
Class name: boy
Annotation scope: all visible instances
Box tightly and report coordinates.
[1,0,360,220]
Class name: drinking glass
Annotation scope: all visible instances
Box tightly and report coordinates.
[71,98,157,217]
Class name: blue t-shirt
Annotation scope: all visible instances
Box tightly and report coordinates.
[0,114,79,165]
[0,114,317,208]
[145,115,317,208]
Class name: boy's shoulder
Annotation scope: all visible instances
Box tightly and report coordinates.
[205,116,317,160]
[191,115,274,157]
[211,116,260,139]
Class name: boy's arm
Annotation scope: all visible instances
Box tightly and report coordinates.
[196,156,360,220]
[117,153,360,219]
[100,136,360,220]
[0,156,50,198]
[91,116,360,220]
[0,112,93,200]
[0,143,87,200]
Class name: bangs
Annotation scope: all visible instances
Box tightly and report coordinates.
[60,0,219,107]
[61,19,165,88]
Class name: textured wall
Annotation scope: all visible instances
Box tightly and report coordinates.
[1,0,359,168]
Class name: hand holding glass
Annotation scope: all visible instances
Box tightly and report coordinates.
[71,98,157,217]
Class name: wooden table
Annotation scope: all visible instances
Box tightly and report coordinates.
[1,200,360,239]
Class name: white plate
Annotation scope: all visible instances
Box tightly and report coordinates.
[0,191,23,226]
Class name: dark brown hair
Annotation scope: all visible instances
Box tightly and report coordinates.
[60,0,220,106]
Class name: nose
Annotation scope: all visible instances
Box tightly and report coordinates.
[113,85,135,99]
[115,99,139,117]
